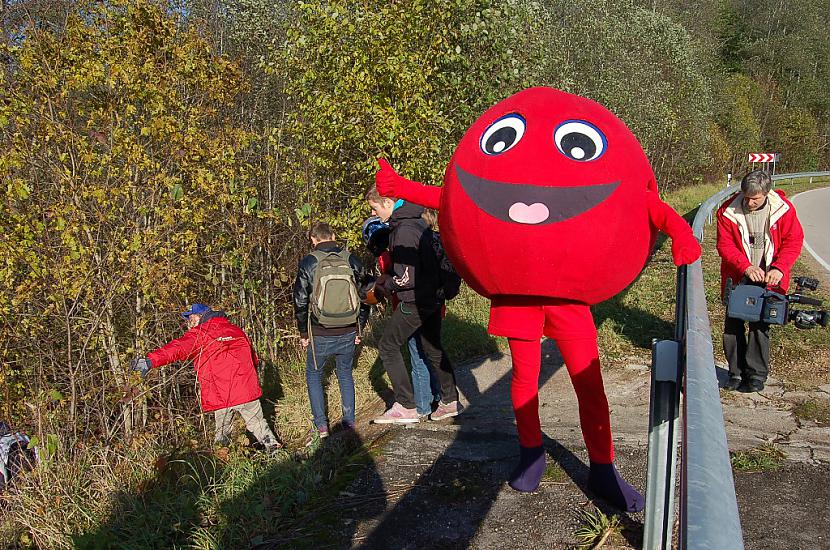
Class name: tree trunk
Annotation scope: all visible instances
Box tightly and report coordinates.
[102,301,131,439]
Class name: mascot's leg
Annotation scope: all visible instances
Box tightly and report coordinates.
[557,336,645,512]
[507,337,546,492]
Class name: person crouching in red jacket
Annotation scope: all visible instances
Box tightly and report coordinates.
[716,170,804,393]
[131,304,282,451]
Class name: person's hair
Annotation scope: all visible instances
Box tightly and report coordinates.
[309,222,335,241]
[421,208,438,229]
[365,186,394,204]
[741,170,772,196]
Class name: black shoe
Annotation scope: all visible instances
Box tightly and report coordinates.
[724,377,743,391]
[738,380,765,393]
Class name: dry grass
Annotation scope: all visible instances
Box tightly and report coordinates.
[574,507,624,549]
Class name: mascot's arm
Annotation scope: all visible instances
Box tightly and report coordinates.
[375,158,442,210]
[646,191,702,266]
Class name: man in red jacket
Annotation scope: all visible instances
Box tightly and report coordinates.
[716,170,804,392]
[131,304,282,451]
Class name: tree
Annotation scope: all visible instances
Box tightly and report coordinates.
[0,0,267,439]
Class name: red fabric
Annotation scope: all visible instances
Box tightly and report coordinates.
[382,87,698,303]
[646,191,702,266]
[489,296,598,340]
[376,159,442,209]
[716,190,804,295]
[504,304,613,462]
[147,316,262,412]
[375,87,695,468]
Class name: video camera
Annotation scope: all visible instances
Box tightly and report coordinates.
[725,276,829,329]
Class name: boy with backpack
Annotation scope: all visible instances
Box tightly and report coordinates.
[364,189,462,424]
[293,222,369,441]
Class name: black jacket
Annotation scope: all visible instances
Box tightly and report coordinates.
[293,241,369,338]
[382,202,442,307]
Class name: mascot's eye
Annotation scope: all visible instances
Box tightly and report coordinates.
[480,114,526,155]
[553,120,606,161]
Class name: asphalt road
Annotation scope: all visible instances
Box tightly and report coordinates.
[792,186,830,274]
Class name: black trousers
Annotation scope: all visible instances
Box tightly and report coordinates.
[378,302,458,409]
[723,315,770,382]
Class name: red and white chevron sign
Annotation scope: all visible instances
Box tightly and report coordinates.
[748,153,777,163]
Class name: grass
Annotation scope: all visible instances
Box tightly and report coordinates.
[730,444,787,473]
[792,399,830,425]
[0,287,502,550]
[1,429,383,549]
[542,462,567,483]
[574,507,623,549]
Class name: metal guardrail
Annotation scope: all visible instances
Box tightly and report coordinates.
[644,171,830,550]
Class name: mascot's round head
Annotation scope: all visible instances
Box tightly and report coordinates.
[439,87,657,304]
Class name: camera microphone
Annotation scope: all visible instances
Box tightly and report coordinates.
[789,294,823,307]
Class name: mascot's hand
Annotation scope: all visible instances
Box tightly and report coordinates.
[375,158,443,209]
[646,192,701,266]
[375,159,406,198]
[671,234,702,266]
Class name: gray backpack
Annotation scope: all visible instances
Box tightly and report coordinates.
[310,249,360,328]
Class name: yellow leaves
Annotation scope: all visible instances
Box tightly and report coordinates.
[8,179,31,200]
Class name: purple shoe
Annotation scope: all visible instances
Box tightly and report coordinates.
[589,462,645,512]
[508,445,546,492]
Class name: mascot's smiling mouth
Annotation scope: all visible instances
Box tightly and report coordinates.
[455,165,619,225]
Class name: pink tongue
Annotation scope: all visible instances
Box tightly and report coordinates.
[508,202,550,224]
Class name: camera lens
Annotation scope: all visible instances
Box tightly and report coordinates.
[792,310,830,329]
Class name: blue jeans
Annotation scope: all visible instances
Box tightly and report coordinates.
[306,331,356,428]
[408,331,440,415]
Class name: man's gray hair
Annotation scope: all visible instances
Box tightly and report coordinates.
[740,170,772,196]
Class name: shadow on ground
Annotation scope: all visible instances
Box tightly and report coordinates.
[72,427,384,549]
[321,338,644,549]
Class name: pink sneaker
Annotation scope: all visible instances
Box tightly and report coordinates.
[430,400,463,421]
[373,402,420,424]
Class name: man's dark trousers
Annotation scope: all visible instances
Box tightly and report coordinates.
[723,315,770,382]
[378,302,458,409]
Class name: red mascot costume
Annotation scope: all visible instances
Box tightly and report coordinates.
[375,87,701,511]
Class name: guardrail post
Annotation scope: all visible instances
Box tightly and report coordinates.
[644,266,686,549]
[644,338,681,550]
